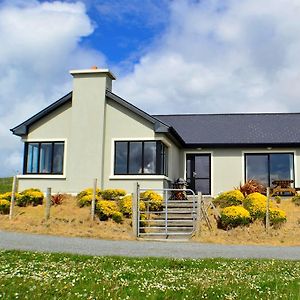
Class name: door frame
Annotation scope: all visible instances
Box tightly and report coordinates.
[184,151,213,196]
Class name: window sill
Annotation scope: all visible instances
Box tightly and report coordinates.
[109,175,171,181]
[17,175,66,179]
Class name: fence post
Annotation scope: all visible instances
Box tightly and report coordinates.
[195,192,202,237]
[9,176,17,220]
[91,178,97,221]
[132,182,139,238]
[45,187,51,221]
[266,187,270,233]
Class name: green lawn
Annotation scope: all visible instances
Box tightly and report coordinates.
[0,250,299,299]
[0,177,13,193]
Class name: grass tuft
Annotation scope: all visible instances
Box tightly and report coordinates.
[0,177,13,194]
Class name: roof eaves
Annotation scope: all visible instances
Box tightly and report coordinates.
[11,92,72,136]
[184,142,300,148]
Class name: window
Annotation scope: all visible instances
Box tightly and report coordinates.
[114,141,168,175]
[24,142,64,175]
[245,153,294,186]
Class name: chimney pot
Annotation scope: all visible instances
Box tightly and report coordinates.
[91,66,98,69]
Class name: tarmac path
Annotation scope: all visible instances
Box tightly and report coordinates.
[0,231,299,260]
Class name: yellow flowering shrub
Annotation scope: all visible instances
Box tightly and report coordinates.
[101,189,127,200]
[0,199,10,214]
[0,192,21,203]
[269,208,287,228]
[214,190,244,208]
[118,195,146,217]
[243,192,273,219]
[220,206,251,229]
[78,194,101,208]
[96,200,120,221]
[140,191,163,211]
[18,189,44,206]
[76,188,102,207]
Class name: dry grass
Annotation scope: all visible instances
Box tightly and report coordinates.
[194,198,300,246]
[1,196,299,245]
[0,195,134,240]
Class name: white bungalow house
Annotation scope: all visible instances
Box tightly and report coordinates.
[11,67,300,196]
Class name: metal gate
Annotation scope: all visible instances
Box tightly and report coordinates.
[136,185,197,238]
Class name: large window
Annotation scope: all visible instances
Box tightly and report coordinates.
[114,141,168,175]
[245,153,294,186]
[24,142,64,175]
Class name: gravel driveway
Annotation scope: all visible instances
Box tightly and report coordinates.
[0,231,299,260]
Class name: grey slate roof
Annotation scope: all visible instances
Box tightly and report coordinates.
[11,90,183,144]
[11,89,300,147]
[154,113,300,146]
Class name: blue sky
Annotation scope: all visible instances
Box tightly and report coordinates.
[38,0,171,69]
[80,0,170,68]
[1,0,300,176]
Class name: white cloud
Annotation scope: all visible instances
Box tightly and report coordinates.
[0,0,105,176]
[115,0,300,115]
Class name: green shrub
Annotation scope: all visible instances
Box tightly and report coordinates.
[291,195,300,206]
[274,195,281,204]
[112,211,123,224]
[18,189,44,207]
[243,192,274,220]
[118,195,146,218]
[220,206,251,229]
[0,199,10,214]
[96,200,120,221]
[140,191,163,211]
[214,190,244,208]
[101,189,126,200]
[269,208,287,228]
[76,188,101,207]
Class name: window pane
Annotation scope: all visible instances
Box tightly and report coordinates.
[195,155,210,178]
[246,155,268,186]
[154,142,168,176]
[53,143,64,174]
[144,142,156,174]
[164,145,168,176]
[115,142,128,174]
[270,154,294,185]
[27,143,39,173]
[129,142,142,174]
[40,143,52,174]
[195,179,210,195]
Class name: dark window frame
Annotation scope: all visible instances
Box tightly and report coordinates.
[24,141,65,175]
[244,152,295,187]
[114,140,168,176]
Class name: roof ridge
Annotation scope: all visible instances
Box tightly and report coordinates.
[154,112,300,116]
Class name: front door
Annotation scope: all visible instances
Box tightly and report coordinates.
[186,154,211,195]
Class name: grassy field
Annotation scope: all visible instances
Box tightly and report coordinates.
[0,177,13,193]
[0,250,299,299]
